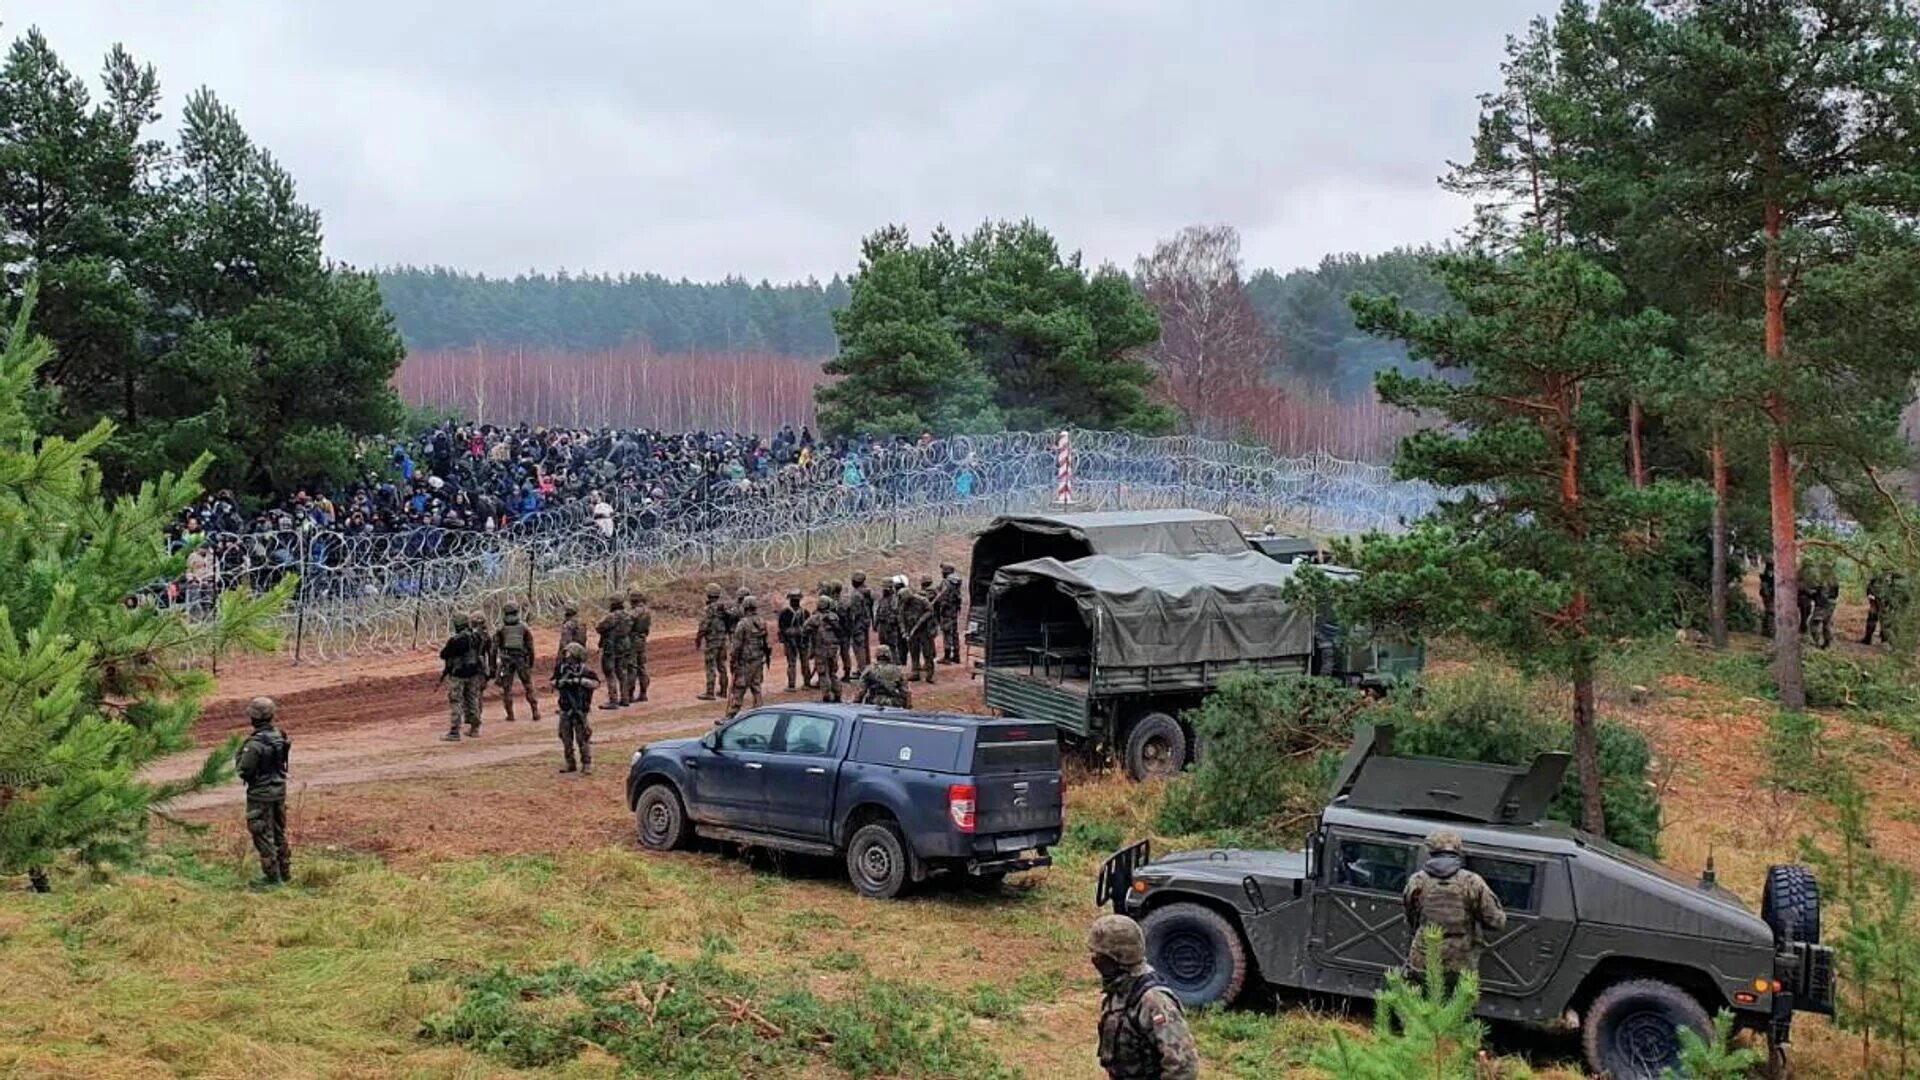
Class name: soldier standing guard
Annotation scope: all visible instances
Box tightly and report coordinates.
[779,589,810,690]
[873,577,901,670]
[726,595,771,718]
[848,571,875,672]
[439,613,487,741]
[935,565,964,665]
[493,601,539,722]
[553,641,599,774]
[555,601,587,677]
[597,596,632,709]
[236,697,292,886]
[1403,829,1507,993]
[807,594,843,702]
[1089,914,1199,1080]
[697,583,730,701]
[625,588,652,702]
[899,576,937,684]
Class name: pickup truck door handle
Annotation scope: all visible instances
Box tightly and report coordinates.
[745,762,763,770]
[805,767,827,775]
[681,757,700,768]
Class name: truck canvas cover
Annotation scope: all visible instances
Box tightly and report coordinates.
[969,510,1250,611]
[992,551,1313,667]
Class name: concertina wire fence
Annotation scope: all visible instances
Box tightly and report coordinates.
[177,431,1449,663]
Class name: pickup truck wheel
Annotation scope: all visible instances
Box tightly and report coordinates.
[634,783,690,851]
[1582,979,1710,1080]
[847,822,910,899]
[1762,864,1822,945]
[1140,903,1247,1008]
[1124,713,1188,782]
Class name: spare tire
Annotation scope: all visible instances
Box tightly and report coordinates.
[1762,864,1821,945]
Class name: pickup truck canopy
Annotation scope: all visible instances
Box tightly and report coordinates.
[992,551,1314,667]
[969,509,1250,609]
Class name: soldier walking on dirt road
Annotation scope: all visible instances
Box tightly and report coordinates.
[236,696,292,886]
[697,583,730,701]
[624,588,652,702]
[597,596,632,709]
[726,595,770,718]
[553,641,599,774]
[439,613,487,740]
[493,602,539,723]
[1089,914,1199,1080]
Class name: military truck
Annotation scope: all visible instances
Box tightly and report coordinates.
[982,551,1420,780]
[1097,727,1834,1078]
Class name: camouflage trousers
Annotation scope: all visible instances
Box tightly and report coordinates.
[558,710,593,769]
[245,797,289,883]
[496,653,537,720]
[703,644,729,698]
[447,673,485,734]
[783,640,810,689]
[908,633,937,683]
[812,649,841,701]
[622,642,649,701]
[848,628,870,673]
[727,658,766,716]
[601,645,631,707]
[939,616,961,662]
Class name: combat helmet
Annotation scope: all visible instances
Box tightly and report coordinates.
[247,696,277,725]
[705,583,722,599]
[468,610,486,627]
[742,595,759,613]
[1425,829,1464,855]
[628,587,646,605]
[607,594,626,609]
[452,612,470,631]
[874,644,893,662]
[563,601,579,616]
[503,601,521,621]
[1086,914,1147,966]
[787,588,803,600]
[852,570,867,586]
[562,642,588,661]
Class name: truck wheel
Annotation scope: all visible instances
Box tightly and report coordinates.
[634,783,690,851]
[1762,864,1822,945]
[847,821,910,899]
[1582,979,1710,1080]
[1124,713,1188,782]
[1140,903,1248,1008]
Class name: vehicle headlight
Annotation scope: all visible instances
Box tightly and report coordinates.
[631,749,644,764]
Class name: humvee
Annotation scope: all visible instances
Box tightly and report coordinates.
[1097,727,1834,1078]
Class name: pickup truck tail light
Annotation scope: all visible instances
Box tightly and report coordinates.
[948,784,977,833]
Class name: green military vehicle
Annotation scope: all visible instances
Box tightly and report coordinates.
[1097,726,1834,1078]
[981,550,1421,780]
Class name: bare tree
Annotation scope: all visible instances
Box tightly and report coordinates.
[1136,225,1283,437]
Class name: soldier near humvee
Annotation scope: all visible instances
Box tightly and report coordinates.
[236,696,292,886]
[857,645,912,708]
[697,583,730,701]
[553,641,599,774]
[493,602,539,723]
[596,596,632,709]
[1402,829,1507,992]
[624,588,652,703]
[727,595,770,718]
[1089,914,1199,1080]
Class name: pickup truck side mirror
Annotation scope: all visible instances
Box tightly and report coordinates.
[700,731,720,752]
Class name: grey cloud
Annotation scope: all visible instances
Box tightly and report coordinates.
[18,0,1549,279]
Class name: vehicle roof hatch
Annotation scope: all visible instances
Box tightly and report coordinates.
[1330,724,1571,825]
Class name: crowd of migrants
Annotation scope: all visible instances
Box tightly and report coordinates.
[157,422,989,608]
[431,566,965,771]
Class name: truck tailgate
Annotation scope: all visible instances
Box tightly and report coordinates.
[971,725,1063,836]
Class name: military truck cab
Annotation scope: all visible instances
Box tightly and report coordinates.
[1099,727,1834,1078]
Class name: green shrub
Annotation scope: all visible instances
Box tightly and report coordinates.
[1158,673,1364,843]
[1802,650,1920,712]
[1765,712,1839,797]
[1666,1010,1765,1078]
[1309,927,1524,1079]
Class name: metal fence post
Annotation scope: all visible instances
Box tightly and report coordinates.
[526,547,537,612]
[293,528,309,665]
[411,586,424,650]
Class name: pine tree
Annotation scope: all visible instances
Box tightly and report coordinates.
[0,283,289,884]
[1310,928,1506,1079]
[1304,239,1706,834]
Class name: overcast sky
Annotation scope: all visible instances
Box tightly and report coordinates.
[16,1,1550,281]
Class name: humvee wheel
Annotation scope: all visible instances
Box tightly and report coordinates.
[1582,979,1710,1079]
[1762,864,1822,945]
[1140,902,1247,1007]
[1124,713,1188,782]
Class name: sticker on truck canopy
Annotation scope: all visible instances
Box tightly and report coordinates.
[898,747,913,762]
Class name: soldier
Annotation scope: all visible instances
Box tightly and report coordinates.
[806,594,843,703]
[697,583,731,701]
[493,601,539,723]
[1403,829,1507,992]
[625,588,652,702]
[555,601,588,678]
[1089,914,1199,1080]
[553,641,600,774]
[235,696,292,886]
[596,596,632,709]
[847,571,876,672]
[779,589,811,690]
[438,612,487,740]
[858,644,912,709]
[471,609,498,692]
[727,595,771,718]
[899,575,937,684]
[828,581,856,682]
[935,565,964,664]
[873,577,902,666]
[1864,569,1890,646]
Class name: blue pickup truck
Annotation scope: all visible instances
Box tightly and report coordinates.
[625,705,1063,899]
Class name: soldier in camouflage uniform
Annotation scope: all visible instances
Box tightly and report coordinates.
[553,642,600,774]
[1089,914,1200,1080]
[806,594,843,703]
[857,645,912,709]
[726,595,771,718]
[847,571,875,672]
[899,576,937,684]
[596,596,632,709]
[935,565,963,664]
[1403,829,1507,989]
[779,589,811,690]
[873,577,902,667]
[697,583,731,701]
[438,613,487,741]
[493,602,539,722]
[625,588,652,702]
[555,601,588,678]
[235,696,292,886]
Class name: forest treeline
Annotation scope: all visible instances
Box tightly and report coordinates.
[375,252,1444,398]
